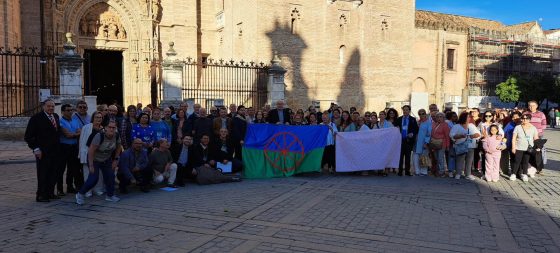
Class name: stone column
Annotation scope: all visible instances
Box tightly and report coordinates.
[267,52,287,106]
[53,33,87,114]
[160,42,184,107]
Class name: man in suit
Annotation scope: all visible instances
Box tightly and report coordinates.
[266,99,292,125]
[395,105,419,176]
[172,135,196,186]
[24,99,61,202]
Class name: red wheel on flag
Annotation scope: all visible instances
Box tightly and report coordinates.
[263,131,305,173]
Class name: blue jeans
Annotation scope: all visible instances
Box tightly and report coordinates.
[79,160,115,197]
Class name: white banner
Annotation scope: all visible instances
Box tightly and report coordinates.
[335,127,402,172]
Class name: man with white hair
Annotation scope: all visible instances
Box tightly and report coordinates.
[266,100,291,124]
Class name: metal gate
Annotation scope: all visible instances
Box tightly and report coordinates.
[0,47,59,117]
[181,58,268,109]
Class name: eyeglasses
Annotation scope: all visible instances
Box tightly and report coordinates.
[521,118,529,120]
[64,109,74,112]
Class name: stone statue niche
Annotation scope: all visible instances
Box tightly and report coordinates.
[78,2,127,40]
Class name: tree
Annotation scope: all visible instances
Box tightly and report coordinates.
[496,76,521,104]
[518,74,557,105]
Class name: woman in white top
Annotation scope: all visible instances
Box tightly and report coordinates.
[450,112,481,180]
[356,116,371,131]
[511,114,538,182]
[79,111,105,197]
[372,111,394,129]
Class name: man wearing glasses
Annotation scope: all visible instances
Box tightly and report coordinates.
[73,100,91,127]
[57,104,83,195]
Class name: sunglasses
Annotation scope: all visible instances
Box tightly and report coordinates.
[485,115,493,118]
[521,118,529,120]
[419,113,426,116]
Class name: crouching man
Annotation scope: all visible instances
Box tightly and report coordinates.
[191,134,241,185]
[148,139,178,188]
[117,138,150,193]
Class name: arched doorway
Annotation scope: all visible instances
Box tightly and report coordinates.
[62,0,154,107]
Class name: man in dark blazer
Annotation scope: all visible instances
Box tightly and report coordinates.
[395,105,419,176]
[172,135,196,186]
[266,99,292,125]
[24,99,61,202]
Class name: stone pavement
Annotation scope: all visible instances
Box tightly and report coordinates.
[0,129,559,253]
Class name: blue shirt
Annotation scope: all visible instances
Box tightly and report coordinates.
[72,113,91,128]
[150,120,171,142]
[131,124,155,145]
[59,116,81,145]
[504,121,517,149]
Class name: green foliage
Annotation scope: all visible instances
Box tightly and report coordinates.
[498,74,560,105]
[495,76,521,103]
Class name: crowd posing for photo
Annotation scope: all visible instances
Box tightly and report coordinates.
[24,98,550,204]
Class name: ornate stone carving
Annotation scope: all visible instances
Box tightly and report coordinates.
[78,2,127,40]
[152,0,161,21]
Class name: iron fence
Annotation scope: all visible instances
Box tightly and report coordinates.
[179,58,269,110]
[0,47,59,117]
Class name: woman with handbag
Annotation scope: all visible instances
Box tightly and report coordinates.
[412,109,431,176]
[449,112,480,180]
[511,114,539,182]
[431,112,450,177]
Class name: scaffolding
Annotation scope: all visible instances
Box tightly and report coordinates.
[467,28,560,96]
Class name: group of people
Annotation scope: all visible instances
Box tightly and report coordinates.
[24,98,549,204]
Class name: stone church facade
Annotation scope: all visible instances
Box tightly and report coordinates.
[2,0,557,113]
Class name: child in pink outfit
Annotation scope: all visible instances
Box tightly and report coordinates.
[482,125,503,182]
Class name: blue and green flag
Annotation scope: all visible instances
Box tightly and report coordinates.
[242,124,328,179]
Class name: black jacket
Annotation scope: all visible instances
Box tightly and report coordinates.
[395,115,419,144]
[267,108,292,124]
[231,115,247,142]
[212,138,235,162]
[191,143,215,167]
[24,112,61,153]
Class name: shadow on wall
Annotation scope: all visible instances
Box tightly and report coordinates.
[266,20,310,109]
[336,49,365,111]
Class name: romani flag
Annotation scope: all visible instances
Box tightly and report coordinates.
[242,124,328,179]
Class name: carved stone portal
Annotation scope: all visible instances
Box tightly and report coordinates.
[79,2,127,40]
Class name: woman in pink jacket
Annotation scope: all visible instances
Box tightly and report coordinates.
[482,125,504,182]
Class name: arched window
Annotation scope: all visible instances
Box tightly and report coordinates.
[339,45,346,64]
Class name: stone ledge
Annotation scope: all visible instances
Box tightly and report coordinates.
[0,117,29,141]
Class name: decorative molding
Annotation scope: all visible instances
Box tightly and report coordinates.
[78,2,127,40]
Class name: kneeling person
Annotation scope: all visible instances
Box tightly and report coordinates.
[117,138,150,193]
[149,139,178,187]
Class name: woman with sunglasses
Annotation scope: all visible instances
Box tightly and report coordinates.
[78,111,106,197]
[477,111,504,178]
[511,114,538,182]
[413,109,431,176]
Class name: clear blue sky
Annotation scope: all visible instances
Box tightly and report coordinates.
[416,0,560,30]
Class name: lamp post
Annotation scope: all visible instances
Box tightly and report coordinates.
[39,0,46,89]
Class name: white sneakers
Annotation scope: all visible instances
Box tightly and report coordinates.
[510,174,530,182]
[466,175,476,181]
[75,193,85,205]
[448,172,454,178]
[455,174,461,180]
[105,195,121,202]
[76,193,120,205]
